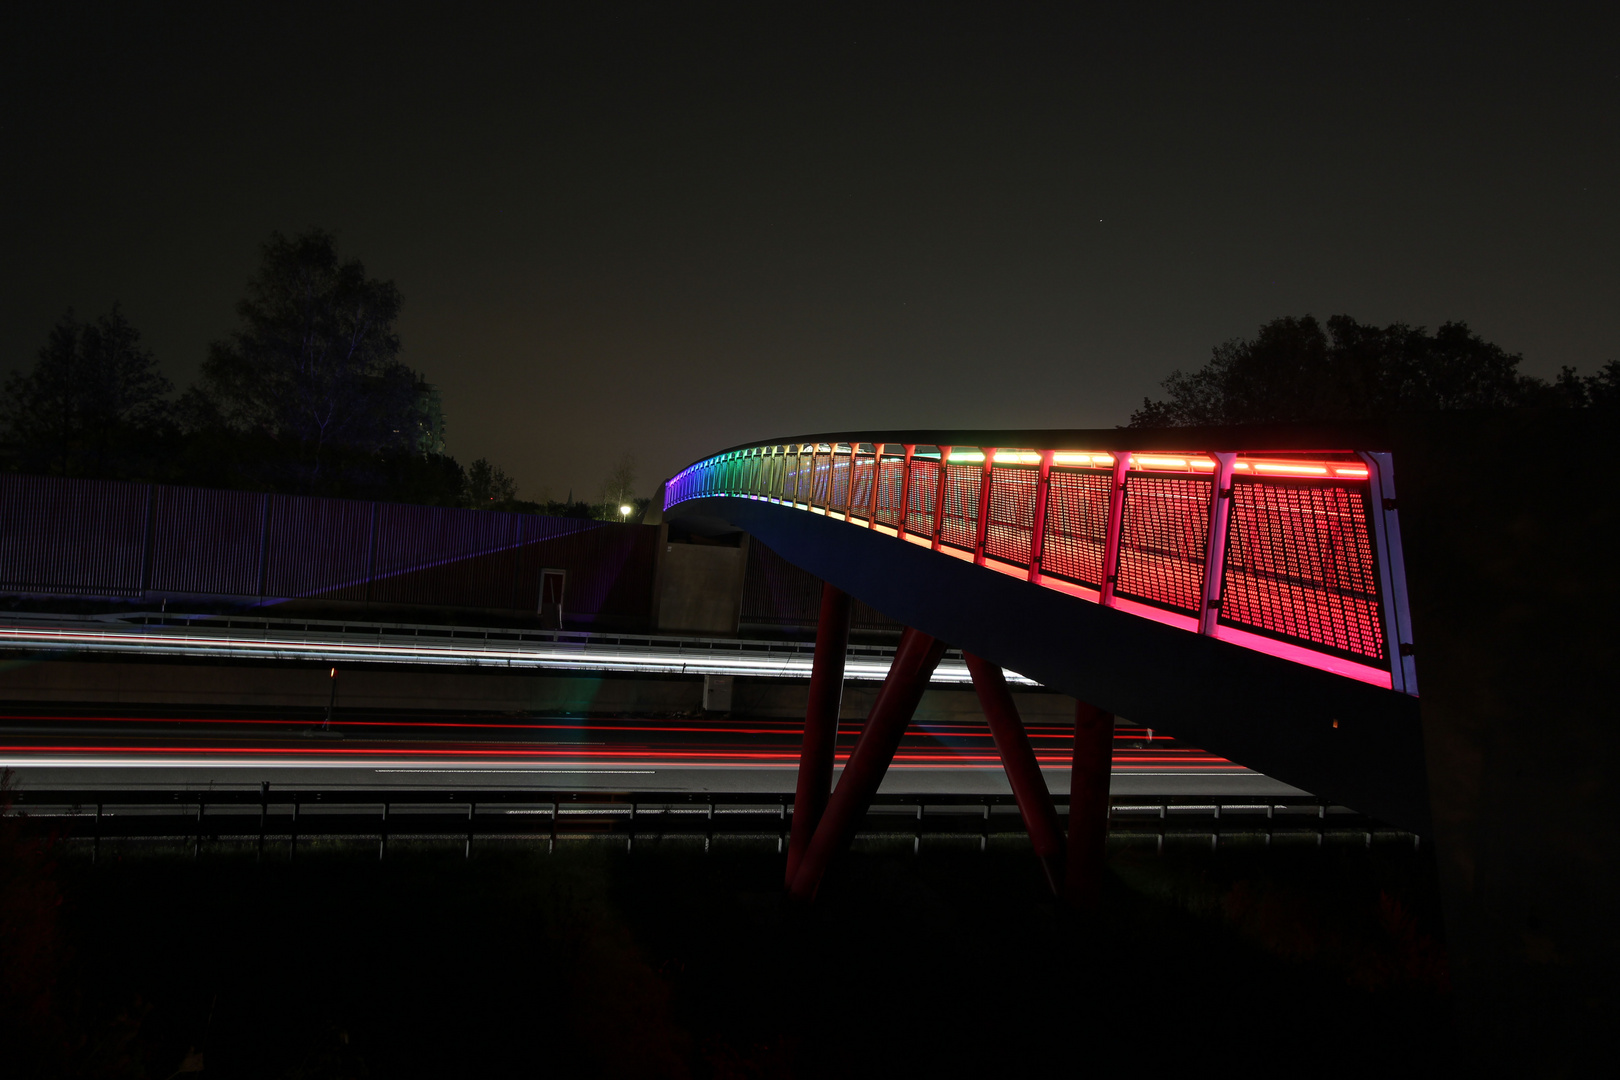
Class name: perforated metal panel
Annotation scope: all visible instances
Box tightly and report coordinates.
[1220,478,1386,661]
[368,504,514,608]
[1041,469,1112,587]
[810,450,831,506]
[1116,474,1211,613]
[849,454,875,521]
[830,452,852,511]
[984,467,1038,567]
[906,460,940,537]
[875,459,906,527]
[263,495,374,601]
[149,486,265,596]
[940,464,982,550]
[765,455,782,501]
[0,474,148,594]
[784,453,807,503]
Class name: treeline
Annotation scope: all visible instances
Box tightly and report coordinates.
[1,230,644,519]
[1131,314,1617,427]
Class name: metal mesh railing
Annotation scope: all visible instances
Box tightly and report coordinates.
[940,465,983,552]
[810,450,832,507]
[662,438,1413,690]
[874,459,906,528]
[1040,469,1112,588]
[906,460,941,537]
[985,467,1039,567]
[1221,479,1386,661]
[1116,474,1210,614]
[849,453,876,521]
[830,451,852,511]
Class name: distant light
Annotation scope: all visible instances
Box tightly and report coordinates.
[619,504,633,517]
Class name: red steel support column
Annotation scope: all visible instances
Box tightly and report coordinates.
[788,626,948,901]
[1198,452,1237,636]
[896,444,916,540]
[1099,451,1132,606]
[931,446,952,550]
[973,449,996,565]
[785,583,853,887]
[1027,449,1054,584]
[867,443,885,527]
[1065,700,1116,907]
[836,444,856,520]
[964,652,1064,895]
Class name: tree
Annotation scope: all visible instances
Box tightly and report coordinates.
[1129,315,1546,427]
[597,454,638,520]
[1546,359,1620,410]
[2,306,172,477]
[194,229,438,490]
[463,457,518,507]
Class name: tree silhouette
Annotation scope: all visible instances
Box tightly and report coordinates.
[193,229,437,490]
[2,306,171,477]
[1130,315,1558,427]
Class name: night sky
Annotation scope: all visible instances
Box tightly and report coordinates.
[4,2,1615,500]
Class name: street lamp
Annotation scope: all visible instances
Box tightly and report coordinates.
[619,504,633,520]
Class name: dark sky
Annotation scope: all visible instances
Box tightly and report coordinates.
[4,2,1615,500]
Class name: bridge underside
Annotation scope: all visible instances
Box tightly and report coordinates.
[672,496,1428,833]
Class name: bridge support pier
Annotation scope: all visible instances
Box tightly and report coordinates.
[1065,700,1115,907]
[964,652,1064,895]
[785,583,852,887]
[788,625,947,901]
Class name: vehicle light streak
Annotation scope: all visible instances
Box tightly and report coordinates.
[0,625,1036,686]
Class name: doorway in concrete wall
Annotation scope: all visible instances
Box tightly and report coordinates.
[538,568,566,629]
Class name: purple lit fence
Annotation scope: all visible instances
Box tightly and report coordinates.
[0,474,655,625]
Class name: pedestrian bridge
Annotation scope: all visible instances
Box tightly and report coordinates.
[662,429,1428,898]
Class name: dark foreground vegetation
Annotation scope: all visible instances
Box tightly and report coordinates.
[2,829,1449,1078]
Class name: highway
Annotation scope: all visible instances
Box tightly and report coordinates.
[0,612,1307,799]
[0,611,1035,684]
[0,704,1306,798]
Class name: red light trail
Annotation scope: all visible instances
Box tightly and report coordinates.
[0,709,1249,774]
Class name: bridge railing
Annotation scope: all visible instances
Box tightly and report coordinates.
[665,440,1416,694]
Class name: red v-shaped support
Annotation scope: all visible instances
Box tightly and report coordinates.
[1066,700,1115,907]
[785,583,851,887]
[787,625,947,901]
[963,652,1066,896]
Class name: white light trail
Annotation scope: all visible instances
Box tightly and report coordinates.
[0,624,1039,685]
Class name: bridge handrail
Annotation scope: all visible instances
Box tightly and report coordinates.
[665,438,1417,694]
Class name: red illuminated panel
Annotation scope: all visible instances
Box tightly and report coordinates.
[848,453,875,520]
[1220,478,1386,662]
[1116,474,1211,614]
[874,458,906,527]
[906,460,941,536]
[940,464,982,550]
[984,466,1039,567]
[1041,469,1112,588]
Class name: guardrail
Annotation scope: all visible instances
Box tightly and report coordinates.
[5,787,1411,857]
[665,438,1417,693]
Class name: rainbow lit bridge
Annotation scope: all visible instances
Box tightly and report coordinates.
[662,429,1426,900]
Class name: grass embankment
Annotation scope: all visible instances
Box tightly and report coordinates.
[2,834,1448,1078]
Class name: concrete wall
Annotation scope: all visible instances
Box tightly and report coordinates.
[1393,410,1620,1069]
[655,537,748,634]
